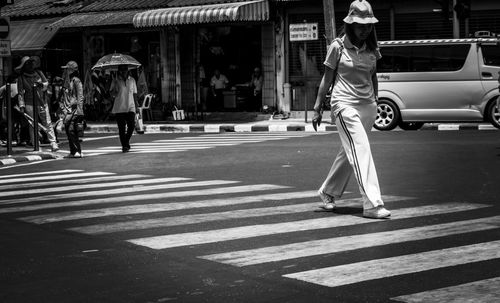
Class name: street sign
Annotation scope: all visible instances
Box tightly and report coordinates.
[0,39,11,57]
[289,23,318,42]
[0,17,10,39]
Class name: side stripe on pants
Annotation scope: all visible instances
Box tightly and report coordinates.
[337,112,366,195]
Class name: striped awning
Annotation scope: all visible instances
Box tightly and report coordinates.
[133,0,269,27]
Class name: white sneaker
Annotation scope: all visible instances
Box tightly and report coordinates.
[51,143,59,152]
[318,189,335,210]
[363,206,391,219]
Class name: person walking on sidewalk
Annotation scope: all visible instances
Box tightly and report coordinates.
[312,0,390,219]
[16,56,59,151]
[110,65,138,153]
[60,61,84,158]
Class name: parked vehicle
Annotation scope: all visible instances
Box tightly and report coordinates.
[375,34,500,130]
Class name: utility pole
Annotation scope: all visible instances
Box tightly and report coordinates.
[322,0,336,45]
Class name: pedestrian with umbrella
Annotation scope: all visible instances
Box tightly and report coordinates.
[109,64,139,153]
[92,53,141,152]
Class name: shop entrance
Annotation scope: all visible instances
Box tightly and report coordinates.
[198,25,262,112]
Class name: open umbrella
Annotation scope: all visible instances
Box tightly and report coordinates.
[91,53,141,71]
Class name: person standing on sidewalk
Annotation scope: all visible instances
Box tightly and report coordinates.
[60,61,84,158]
[312,0,390,219]
[16,56,59,151]
[110,65,138,153]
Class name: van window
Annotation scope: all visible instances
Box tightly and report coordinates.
[378,44,470,73]
[481,45,500,66]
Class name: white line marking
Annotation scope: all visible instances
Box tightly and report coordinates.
[200,215,500,266]
[24,191,321,225]
[0,172,113,185]
[0,184,287,213]
[0,180,239,207]
[283,240,500,288]
[0,174,150,191]
[391,277,500,303]
[127,203,489,249]
[0,177,191,198]
[65,196,407,234]
[0,169,82,179]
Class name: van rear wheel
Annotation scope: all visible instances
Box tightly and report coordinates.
[374,100,400,131]
[487,99,500,129]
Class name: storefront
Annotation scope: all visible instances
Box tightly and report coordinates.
[133,0,275,114]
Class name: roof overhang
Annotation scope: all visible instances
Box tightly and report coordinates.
[133,0,269,27]
[11,18,60,52]
[48,10,142,29]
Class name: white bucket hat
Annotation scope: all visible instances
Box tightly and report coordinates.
[343,0,379,24]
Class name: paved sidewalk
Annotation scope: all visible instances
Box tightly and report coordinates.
[1,119,498,166]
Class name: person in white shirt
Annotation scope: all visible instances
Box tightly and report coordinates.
[110,65,138,153]
[210,69,229,111]
[313,0,390,219]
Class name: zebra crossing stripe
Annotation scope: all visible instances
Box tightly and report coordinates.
[0,180,239,207]
[22,190,323,225]
[0,177,191,198]
[0,184,287,213]
[283,240,500,288]
[55,195,406,232]
[200,215,500,267]
[0,169,82,179]
[127,202,489,250]
[0,172,113,185]
[0,174,150,191]
[391,277,500,303]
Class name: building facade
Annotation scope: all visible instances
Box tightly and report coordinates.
[3,0,500,119]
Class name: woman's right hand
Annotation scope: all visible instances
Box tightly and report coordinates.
[312,110,322,131]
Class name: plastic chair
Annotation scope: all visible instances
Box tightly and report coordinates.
[138,94,154,121]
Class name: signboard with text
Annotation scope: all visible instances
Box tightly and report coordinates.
[0,40,11,57]
[289,23,318,42]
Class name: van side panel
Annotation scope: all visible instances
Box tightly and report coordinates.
[377,43,485,122]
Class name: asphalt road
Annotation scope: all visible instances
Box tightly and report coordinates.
[1,130,499,303]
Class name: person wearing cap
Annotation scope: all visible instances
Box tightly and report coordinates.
[60,60,84,158]
[313,0,390,219]
[16,56,59,151]
[109,64,138,153]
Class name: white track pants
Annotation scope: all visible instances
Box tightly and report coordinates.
[320,102,383,210]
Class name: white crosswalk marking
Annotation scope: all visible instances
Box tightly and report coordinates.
[23,191,321,225]
[0,168,498,302]
[84,133,316,156]
[283,240,500,287]
[0,180,239,207]
[0,169,83,179]
[391,277,500,303]
[0,177,191,197]
[0,171,114,185]
[127,203,489,249]
[0,174,148,191]
[200,215,500,266]
[64,195,408,233]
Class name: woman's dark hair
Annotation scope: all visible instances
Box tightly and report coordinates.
[69,70,80,79]
[339,23,379,51]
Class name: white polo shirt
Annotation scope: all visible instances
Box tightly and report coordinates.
[111,76,137,114]
[324,35,381,115]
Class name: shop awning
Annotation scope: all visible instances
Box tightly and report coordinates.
[133,0,269,27]
[10,18,60,52]
[48,10,142,29]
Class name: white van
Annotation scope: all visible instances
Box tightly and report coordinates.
[375,36,500,130]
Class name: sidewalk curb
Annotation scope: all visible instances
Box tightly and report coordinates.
[84,123,498,133]
[0,152,60,166]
